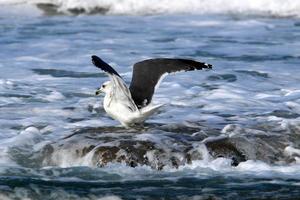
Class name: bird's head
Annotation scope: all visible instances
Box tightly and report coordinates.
[95,81,112,95]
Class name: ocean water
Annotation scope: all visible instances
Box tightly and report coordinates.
[1,1,300,199]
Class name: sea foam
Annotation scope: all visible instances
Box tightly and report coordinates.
[1,0,300,17]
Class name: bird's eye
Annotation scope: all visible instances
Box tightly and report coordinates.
[102,85,106,88]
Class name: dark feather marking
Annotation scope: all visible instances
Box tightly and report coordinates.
[91,55,121,78]
[129,58,212,108]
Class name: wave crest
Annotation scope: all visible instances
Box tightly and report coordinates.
[2,0,300,17]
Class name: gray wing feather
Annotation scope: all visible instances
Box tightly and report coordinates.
[129,58,212,108]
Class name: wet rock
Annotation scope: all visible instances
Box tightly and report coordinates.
[35,3,110,15]
[205,138,246,166]
[204,135,289,166]
[38,123,295,170]
[40,126,195,169]
[92,146,120,167]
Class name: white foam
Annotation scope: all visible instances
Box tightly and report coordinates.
[3,126,42,146]
[91,151,300,180]
[167,157,300,179]
[284,146,300,162]
[1,0,300,17]
[236,160,300,176]
[46,147,93,167]
[0,126,43,167]
[66,119,107,128]
[98,196,123,200]
[44,90,65,102]
[286,102,300,113]
[265,116,300,134]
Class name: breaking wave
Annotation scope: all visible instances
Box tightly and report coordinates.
[1,0,300,17]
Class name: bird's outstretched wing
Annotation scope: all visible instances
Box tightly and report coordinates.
[91,55,137,112]
[129,58,212,108]
[92,55,121,77]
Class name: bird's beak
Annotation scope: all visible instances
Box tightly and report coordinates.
[95,87,102,96]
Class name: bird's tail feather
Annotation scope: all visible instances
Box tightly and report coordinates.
[140,104,164,118]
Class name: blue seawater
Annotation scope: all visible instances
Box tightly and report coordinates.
[0,2,300,200]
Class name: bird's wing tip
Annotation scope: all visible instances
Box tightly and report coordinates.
[91,55,99,61]
[91,55,98,65]
[204,63,213,69]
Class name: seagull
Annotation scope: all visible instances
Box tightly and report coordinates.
[91,55,212,127]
